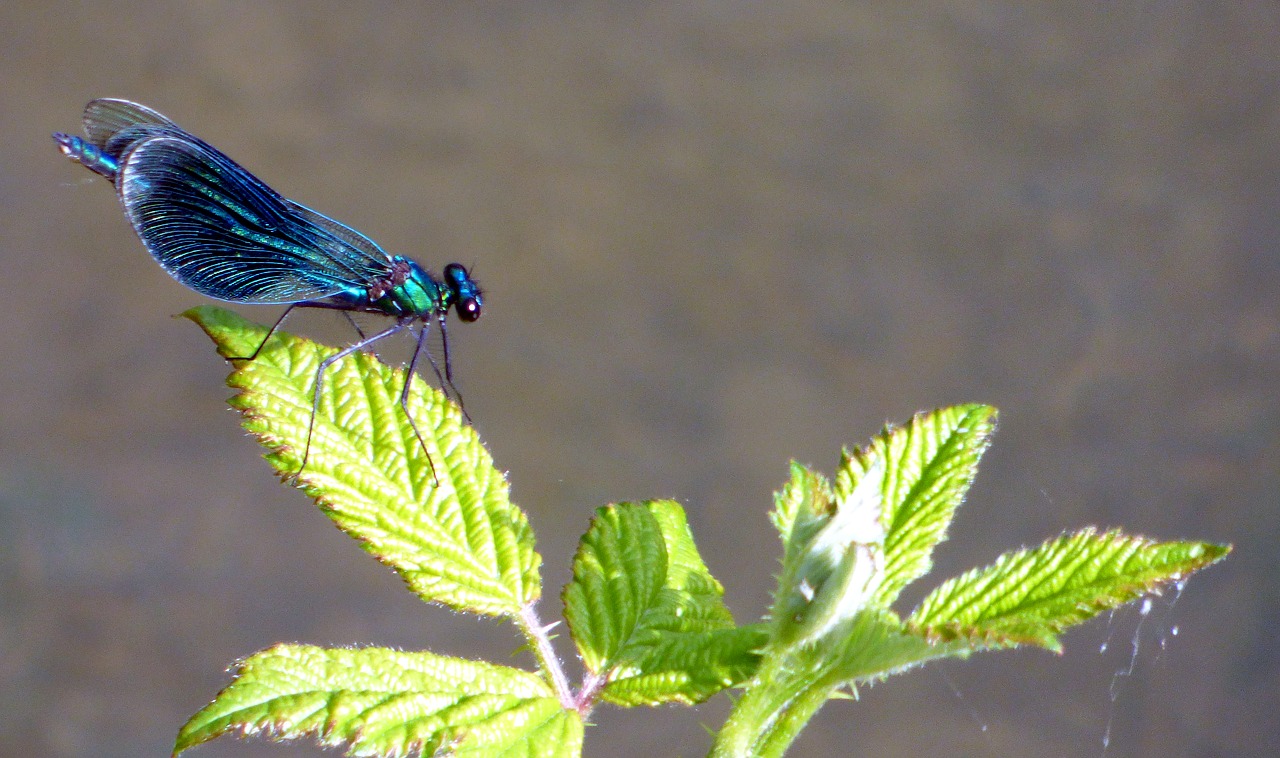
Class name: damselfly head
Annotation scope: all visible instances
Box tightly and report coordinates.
[443,263,483,323]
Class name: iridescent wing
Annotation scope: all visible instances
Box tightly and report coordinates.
[54,99,179,179]
[118,131,395,304]
[82,98,177,149]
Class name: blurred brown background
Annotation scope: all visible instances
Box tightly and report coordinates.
[1,2,1271,756]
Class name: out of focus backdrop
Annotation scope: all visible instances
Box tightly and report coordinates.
[1,3,1271,756]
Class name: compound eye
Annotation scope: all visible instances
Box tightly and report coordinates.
[457,296,482,322]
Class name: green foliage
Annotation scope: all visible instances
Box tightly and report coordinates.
[562,501,765,706]
[174,308,1230,758]
[908,528,1230,652]
[187,306,540,617]
[176,645,579,758]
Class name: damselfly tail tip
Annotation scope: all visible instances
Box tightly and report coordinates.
[52,132,75,157]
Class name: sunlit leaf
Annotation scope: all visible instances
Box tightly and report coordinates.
[185,306,541,617]
[908,528,1231,652]
[838,404,996,606]
[563,501,759,705]
[175,645,581,757]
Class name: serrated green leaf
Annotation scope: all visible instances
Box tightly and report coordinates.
[564,503,668,670]
[185,306,541,617]
[770,454,887,647]
[175,644,581,758]
[599,624,769,707]
[713,406,1231,758]
[769,463,838,634]
[836,404,996,607]
[563,501,757,705]
[769,462,832,560]
[907,528,1232,652]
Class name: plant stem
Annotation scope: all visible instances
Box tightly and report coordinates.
[574,670,607,716]
[709,656,834,758]
[518,603,575,710]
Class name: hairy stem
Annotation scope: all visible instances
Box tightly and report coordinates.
[519,603,575,710]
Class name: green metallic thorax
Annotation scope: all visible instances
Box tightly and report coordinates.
[367,257,447,318]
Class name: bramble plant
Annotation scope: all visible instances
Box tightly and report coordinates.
[174,306,1230,758]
